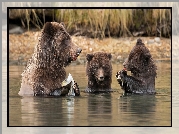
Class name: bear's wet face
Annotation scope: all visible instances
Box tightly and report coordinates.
[139,52,151,66]
[123,39,154,74]
[42,22,82,67]
[86,52,112,92]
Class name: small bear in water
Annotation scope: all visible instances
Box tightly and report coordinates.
[86,52,112,93]
[116,38,157,94]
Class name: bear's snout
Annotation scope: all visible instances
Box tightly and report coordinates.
[97,68,104,81]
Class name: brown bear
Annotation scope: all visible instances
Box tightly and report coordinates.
[85,52,112,93]
[18,22,82,96]
[116,38,157,94]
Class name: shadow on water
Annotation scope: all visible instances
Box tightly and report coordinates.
[8,62,171,126]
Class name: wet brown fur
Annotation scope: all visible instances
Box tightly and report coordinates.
[86,52,112,93]
[117,38,157,94]
[20,22,81,95]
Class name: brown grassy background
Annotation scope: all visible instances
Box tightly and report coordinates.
[9,9,171,38]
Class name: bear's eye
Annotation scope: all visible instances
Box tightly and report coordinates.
[92,65,98,70]
[103,65,109,70]
[93,67,98,70]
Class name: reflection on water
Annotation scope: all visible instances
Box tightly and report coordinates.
[119,95,164,126]
[8,62,171,126]
[87,94,112,126]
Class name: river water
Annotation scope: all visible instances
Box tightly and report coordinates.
[7,62,171,126]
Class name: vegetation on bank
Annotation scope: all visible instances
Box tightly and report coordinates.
[9,9,171,38]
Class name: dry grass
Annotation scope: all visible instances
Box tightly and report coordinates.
[9,8,171,37]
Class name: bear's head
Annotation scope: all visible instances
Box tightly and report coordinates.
[86,52,112,82]
[37,22,82,68]
[123,38,156,76]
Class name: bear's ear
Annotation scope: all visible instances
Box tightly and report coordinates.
[86,54,94,61]
[108,53,112,60]
[60,22,66,28]
[43,22,55,36]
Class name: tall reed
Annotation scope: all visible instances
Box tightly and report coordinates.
[9,9,171,37]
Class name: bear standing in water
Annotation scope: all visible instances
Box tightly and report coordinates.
[19,22,82,96]
[116,38,157,94]
[86,52,112,93]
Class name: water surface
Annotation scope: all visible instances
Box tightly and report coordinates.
[8,62,171,126]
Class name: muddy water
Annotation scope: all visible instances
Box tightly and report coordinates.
[8,62,171,126]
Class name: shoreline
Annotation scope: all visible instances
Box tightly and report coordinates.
[8,31,171,66]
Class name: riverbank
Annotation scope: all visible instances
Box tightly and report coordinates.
[8,31,171,65]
